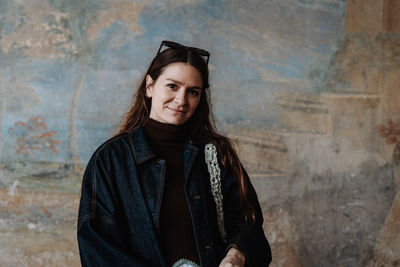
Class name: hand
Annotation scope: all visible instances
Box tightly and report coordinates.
[218,247,246,267]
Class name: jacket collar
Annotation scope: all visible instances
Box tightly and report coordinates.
[131,127,155,164]
[130,126,201,164]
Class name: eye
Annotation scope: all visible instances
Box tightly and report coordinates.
[188,88,201,97]
[167,83,177,90]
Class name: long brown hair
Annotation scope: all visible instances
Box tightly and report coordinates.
[115,46,256,225]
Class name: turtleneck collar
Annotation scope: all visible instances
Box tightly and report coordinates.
[143,118,189,143]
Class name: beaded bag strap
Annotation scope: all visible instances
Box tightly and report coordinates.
[172,258,201,267]
[205,143,227,241]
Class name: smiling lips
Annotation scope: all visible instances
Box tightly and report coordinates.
[167,107,186,113]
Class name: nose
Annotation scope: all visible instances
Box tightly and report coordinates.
[174,89,187,105]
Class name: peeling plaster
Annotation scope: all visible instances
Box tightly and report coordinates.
[0,2,75,58]
[87,0,152,42]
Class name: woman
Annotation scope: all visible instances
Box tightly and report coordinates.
[77,40,272,267]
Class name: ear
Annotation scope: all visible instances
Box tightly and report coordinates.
[145,74,154,97]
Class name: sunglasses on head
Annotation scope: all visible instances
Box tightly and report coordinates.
[156,40,210,65]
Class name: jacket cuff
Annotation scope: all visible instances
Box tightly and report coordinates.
[225,242,248,264]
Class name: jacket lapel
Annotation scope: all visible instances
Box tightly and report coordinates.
[184,140,200,184]
[130,128,163,231]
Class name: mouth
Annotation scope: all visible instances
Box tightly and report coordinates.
[167,107,186,113]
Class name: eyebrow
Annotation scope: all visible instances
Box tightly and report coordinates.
[166,79,202,90]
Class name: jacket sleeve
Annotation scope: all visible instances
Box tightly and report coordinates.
[77,148,148,267]
[221,161,272,267]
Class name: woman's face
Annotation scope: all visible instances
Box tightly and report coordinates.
[146,62,203,125]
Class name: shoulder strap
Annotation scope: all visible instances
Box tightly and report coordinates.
[205,143,226,241]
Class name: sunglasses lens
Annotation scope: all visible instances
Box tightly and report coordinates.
[163,41,181,49]
[158,41,209,64]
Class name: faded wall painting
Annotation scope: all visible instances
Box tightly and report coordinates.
[1,0,400,266]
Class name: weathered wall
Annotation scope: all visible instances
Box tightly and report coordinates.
[1,0,399,266]
[227,0,400,266]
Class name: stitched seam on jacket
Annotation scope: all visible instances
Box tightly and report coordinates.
[92,157,97,219]
[200,164,217,262]
[77,214,117,231]
[97,215,117,224]
[128,131,155,164]
[129,133,136,162]
[94,133,130,156]
[77,214,92,231]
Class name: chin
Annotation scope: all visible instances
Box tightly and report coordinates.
[168,120,186,126]
[167,117,189,125]
[154,113,190,125]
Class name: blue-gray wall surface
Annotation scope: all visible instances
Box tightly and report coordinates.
[0,0,346,165]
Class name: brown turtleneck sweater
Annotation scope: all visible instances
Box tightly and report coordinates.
[143,118,200,266]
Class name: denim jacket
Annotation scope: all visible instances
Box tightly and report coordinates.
[77,127,272,266]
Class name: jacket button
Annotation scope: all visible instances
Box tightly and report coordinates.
[192,194,201,200]
[204,244,212,250]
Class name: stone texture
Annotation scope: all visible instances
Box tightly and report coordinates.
[242,122,394,266]
[346,0,385,36]
[0,161,82,266]
[368,142,400,266]
[381,68,400,124]
[383,0,400,32]
[0,2,75,58]
[0,187,80,266]
[263,207,301,267]
[370,190,400,266]
[394,142,400,192]
[226,126,289,176]
[322,94,382,153]
[275,92,331,134]
[87,0,148,42]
